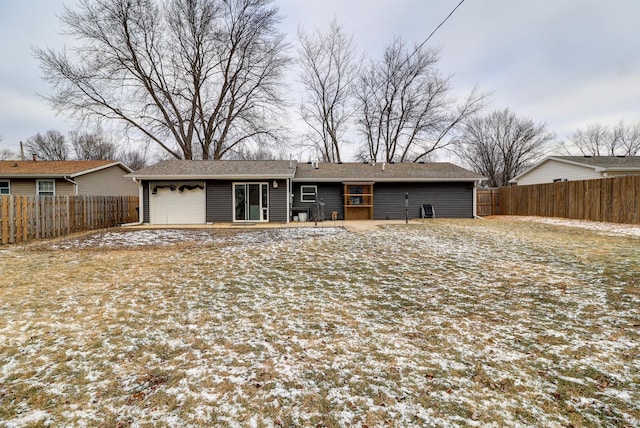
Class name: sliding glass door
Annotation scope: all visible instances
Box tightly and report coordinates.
[233,183,269,222]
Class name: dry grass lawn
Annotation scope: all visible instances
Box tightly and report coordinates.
[0,218,638,427]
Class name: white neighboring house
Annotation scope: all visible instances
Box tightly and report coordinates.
[509,156,640,185]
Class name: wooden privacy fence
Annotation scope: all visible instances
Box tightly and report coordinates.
[499,175,640,225]
[476,188,500,216]
[0,195,139,245]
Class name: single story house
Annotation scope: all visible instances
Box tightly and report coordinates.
[0,160,138,196]
[128,160,485,224]
[510,156,640,185]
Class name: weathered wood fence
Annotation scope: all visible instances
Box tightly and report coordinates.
[498,175,640,225]
[0,195,139,245]
[476,188,500,216]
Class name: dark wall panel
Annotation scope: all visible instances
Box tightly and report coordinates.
[292,182,344,220]
[374,182,474,219]
[206,180,233,222]
[269,180,288,222]
[142,181,150,223]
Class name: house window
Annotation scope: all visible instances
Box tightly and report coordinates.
[0,180,9,195]
[37,179,55,196]
[301,185,317,203]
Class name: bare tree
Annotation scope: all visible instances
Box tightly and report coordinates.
[455,109,554,187]
[70,130,118,160]
[562,121,640,156]
[0,147,15,160]
[24,128,149,167]
[24,130,70,160]
[354,38,486,163]
[0,149,14,160]
[613,120,640,155]
[566,124,614,156]
[35,0,290,160]
[0,136,13,160]
[118,146,149,170]
[228,146,285,160]
[297,19,358,162]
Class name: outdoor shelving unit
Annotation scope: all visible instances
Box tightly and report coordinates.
[343,183,373,220]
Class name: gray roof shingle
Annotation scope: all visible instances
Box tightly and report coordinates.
[130,160,298,179]
[293,162,485,182]
[0,160,128,177]
[551,156,640,169]
[129,160,484,182]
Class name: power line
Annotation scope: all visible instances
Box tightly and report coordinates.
[409,0,467,60]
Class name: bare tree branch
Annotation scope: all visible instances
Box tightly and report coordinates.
[297,19,359,162]
[354,38,486,163]
[561,120,640,156]
[454,109,555,187]
[24,127,149,167]
[70,129,119,160]
[34,0,290,160]
[613,120,640,156]
[24,130,70,160]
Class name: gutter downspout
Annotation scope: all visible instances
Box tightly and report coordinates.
[63,176,79,195]
[121,177,144,226]
[472,180,484,220]
[286,177,291,224]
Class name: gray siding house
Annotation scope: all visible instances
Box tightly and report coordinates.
[129,160,485,224]
[293,162,482,220]
[510,156,640,185]
[0,160,137,196]
[132,160,297,224]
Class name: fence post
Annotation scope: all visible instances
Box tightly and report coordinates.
[8,195,15,244]
[20,196,28,242]
[1,196,9,244]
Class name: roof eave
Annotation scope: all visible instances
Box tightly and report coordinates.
[70,161,132,177]
[129,173,296,180]
[292,177,485,183]
[601,167,640,172]
[0,162,129,178]
[0,174,67,178]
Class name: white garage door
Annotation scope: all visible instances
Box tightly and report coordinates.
[151,184,206,224]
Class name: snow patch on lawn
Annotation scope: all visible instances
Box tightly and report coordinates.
[47,227,346,249]
[1,220,638,427]
[506,216,640,237]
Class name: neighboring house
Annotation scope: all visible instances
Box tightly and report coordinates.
[0,160,138,196]
[128,160,485,224]
[510,156,640,185]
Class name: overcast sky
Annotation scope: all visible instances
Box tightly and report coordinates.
[1,0,639,159]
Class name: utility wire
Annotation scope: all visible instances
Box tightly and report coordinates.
[408,0,466,61]
[385,0,467,94]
